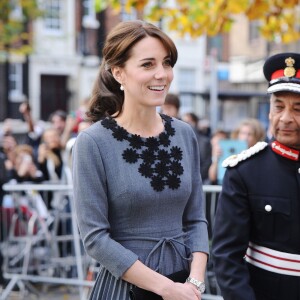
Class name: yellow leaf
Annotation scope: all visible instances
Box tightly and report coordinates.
[282,30,299,43]
[226,0,250,13]
[246,0,269,19]
[136,0,148,11]
[168,19,179,31]
[110,0,122,12]
[259,26,273,40]
[281,12,295,26]
[275,0,299,8]
[268,15,280,31]
[222,18,234,32]
[125,1,132,13]
[178,15,189,27]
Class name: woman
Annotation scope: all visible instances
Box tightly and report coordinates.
[230,118,266,148]
[72,20,209,300]
[8,144,44,183]
[37,128,64,182]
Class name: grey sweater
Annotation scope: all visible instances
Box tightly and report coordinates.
[72,115,209,280]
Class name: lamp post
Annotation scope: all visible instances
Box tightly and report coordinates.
[209,48,218,134]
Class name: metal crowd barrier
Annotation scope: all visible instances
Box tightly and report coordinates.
[0,183,223,300]
[0,182,94,300]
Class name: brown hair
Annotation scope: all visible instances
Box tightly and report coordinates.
[14,144,33,157]
[87,20,178,122]
[164,93,181,110]
[231,118,266,143]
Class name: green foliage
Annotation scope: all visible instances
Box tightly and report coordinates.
[96,0,300,43]
[0,0,42,56]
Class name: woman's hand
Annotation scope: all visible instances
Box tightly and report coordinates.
[161,281,201,300]
[38,143,49,163]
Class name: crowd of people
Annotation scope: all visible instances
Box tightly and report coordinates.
[0,94,269,210]
[0,92,269,293]
[1,19,299,300]
[0,100,92,286]
[0,80,268,294]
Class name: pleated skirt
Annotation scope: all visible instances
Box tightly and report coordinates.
[89,265,133,300]
[88,232,190,299]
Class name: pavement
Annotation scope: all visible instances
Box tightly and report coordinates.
[0,284,84,300]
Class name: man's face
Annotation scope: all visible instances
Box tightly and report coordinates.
[269,92,300,149]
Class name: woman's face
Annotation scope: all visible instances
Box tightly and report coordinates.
[43,129,61,149]
[238,124,256,147]
[14,151,33,170]
[114,36,174,109]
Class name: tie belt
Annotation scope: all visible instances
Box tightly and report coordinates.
[245,241,300,277]
[116,232,192,273]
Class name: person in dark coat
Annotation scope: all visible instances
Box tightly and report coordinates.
[182,112,212,184]
[212,52,300,300]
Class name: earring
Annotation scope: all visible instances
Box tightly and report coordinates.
[120,84,124,91]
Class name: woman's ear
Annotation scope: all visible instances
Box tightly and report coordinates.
[111,66,122,84]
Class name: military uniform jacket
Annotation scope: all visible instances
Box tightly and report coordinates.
[212,142,300,300]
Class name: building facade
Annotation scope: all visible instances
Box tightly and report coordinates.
[2,2,300,137]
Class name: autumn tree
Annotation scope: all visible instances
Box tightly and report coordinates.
[0,0,42,121]
[95,0,300,44]
[0,0,42,58]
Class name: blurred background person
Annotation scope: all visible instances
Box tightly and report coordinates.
[182,112,212,183]
[48,99,90,150]
[160,93,181,118]
[230,118,266,148]
[37,128,65,183]
[198,118,211,137]
[19,101,46,159]
[208,130,228,185]
[6,144,44,183]
[48,110,67,137]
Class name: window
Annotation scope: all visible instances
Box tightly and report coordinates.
[9,63,25,102]
[82,0,99,29]
[10,0,23,21]
[44,0,61,31]
[249,20,260,42]
[178,68,196,91]
[207,36,224,62]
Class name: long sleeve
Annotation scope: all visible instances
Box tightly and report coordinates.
[72,131,138,279]
[212,168,256,300]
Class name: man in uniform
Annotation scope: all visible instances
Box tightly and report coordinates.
[212,52,300,300]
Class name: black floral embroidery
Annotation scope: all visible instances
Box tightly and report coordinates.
[170,146,183,161]
[102,118,116,129]
[157,149,170,162]
[101,114,184,192]
[140,149,156,164]
[145,137,160,150]
[165,122,175,137]
[159,132,171,147]
[129,134,144,149]
[123,148,139,163]
[170,161,184,175]
[154,161,169,177]
[166,174,181,190]
[151,175,165,192]
[138,163,153,178]
[113,126,127,141]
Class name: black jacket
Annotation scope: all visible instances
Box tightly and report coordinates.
[212,142,300,300]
